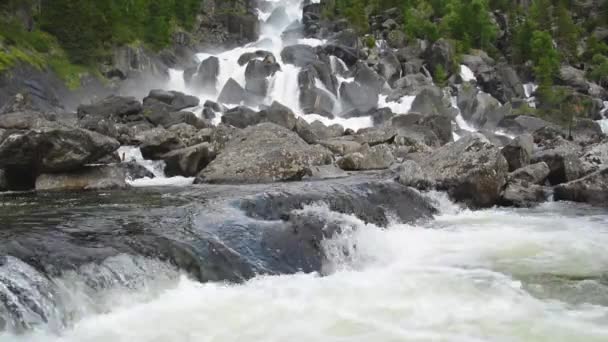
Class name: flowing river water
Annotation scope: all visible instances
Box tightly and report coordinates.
[1,190,608,341]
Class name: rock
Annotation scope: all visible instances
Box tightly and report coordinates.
[420,133,509,207]
[425,39,455,77]
[138,128,185,160]
[396,160,433,190]
[387,30,407,48]
[77,96,142,122]
[147,109,209,130]
[257,101,297,130]
[35,165,127,191]
[339,81,379,114]
[337,144,395,171]
[319,137,362,156]
[388,73,434,100]
[0,126,120,174]
[508,162,551,185]
[557,65,588,94]
[145,90,200,111]
[302,164,348,180]
[121,161,155,180]
[554,168,608,207]
[323,44,362,67]
[218,78,247,105]
[580,141,608,174]
[0,169,7,191]
[310,121,344,140]
[299,87,335,118]
[195,56,220,93]
[329,29,360,48]
[457,85,504,128]
[531,137,583,185]
[222,102,296,130]
[162,143,216,177]
[0,111,50,130]
[497,115,555,135]
[245,59,280,97]
[410,86,458,119]
[571,119,605,145]
[281,45,318,67]
[500,182,548,207]
[196,123,333,184]
[477,63,525,103]
[294,118,319,144]
[265,6,290,28]
[354,62,386,93]
[370,108,395,126]
[501,134,533,171]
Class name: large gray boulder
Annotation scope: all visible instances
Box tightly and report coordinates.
[339,81,379,114]
[580,141,608,174]
[196,123,333,183]
[531,137,584,185]
[194,56,220,93]
[280,44,318,67]
[221,102,297,130]
[319,137,362,156]
[137,128,185,160]
[420,133,509,207]
[554,167,608,207]
[337,144,395,171]
[144,90,200,111]
[218,78,247,105]
[162,143,216,177]
[501,134,534,171]
[388,73,434,100]
[410,86,457,119]
[77,96,143,122]
[497,115,555,135]
[0,126,120,173]
[35,165,127,191]
[477,63,525,103]
[396,160,433,190]
[425,38,455,77]
[244,58,280,97]
[509,162,551,185]
[457,85,506,128]
[500,183,548,207]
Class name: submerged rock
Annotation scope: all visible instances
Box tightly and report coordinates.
[196,123,333,184]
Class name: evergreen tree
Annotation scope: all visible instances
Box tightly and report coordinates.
[555,1,579,62]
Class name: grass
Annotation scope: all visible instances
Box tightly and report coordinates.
[0,17,96,89]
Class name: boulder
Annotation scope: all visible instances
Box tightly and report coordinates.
[35,165,127,191]
[257,101,297,130]
[501,134,534,171]
[222,102,297,130]
[531,137,583,185]
[0,169,7,191]
[410,86,458,119]
[265,6,290,28]
[310,121,344,140]
[121,161,155,180]
[299,87,335,118]
[137,128,185,160]
[388,73,434,100]
[162,143,216,177]
[393,114,453,146]
[477,63,525,103]
[218,78,247,105]
[145,90,200,111]
[196,123,333,183]
[339,81,379,114]
[580,141,608,174]
[353,62,386,92]
[221,106,261,128]
[396,160,433,190]
[0,126,120,173]
[146,107,209,130]
[280,45,318,67]
[571,119,605,145]
[77,96,142,122]
[557,65,588,94]
[497,115,555,135]
[337,144,395,171]
[294,118,320,144]
[554,168,608,207]
[457,85,505,128]
[500,182,548,208]
[420,133,509,207]
[508,162,550,185]
[244,58,280,97]
[195,56,220,93]
[323,44,362,67]
[319,137,362,156]
[425,39,455,77]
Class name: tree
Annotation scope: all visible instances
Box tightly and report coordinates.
[555,1,579,62]
[442,0,497,52]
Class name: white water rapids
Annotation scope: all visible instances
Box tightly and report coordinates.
[3,194,608,341]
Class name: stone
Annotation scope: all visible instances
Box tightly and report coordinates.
[396,160,433,190]
[77,96,142,122]
[339,81,379,114]
[137,128,185,160]
[35,165,127,191]
[145,90,200,111]
[218,78,247,105]
[554,167,608,206]
[121,161,155,180]
[319,137,362,156]
[508,162,551,185]
[410,86,457,119]
[420,133,509,207]
[501,134,534,171]
[501,182,548,207]
[162,143,216,177]
[196,123,333,184]
[195,56,220,93]
[337,144,395,171]
[531,137,583,185]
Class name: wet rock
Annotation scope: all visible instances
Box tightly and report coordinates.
[396,160,433,190]
[370,108,395,126]
[162,143,216,177]
[265,6,290,28]
[571,119,605,145]
[339,81,379,114]
[354,62,386,93]
[144,90,200,111]
[497,115,555,135]
[457,85,505,128]
[281,44,318,67]
[323,44,362,67]
[222,102,296,130]
[310,121,344,140]
[245,59,280,97]
[554,168,608,207]
[221,106,261,129]
[120,161,155,180]
[146,108,209,130]
[299,88,335,118]
[196,123,333,184]
[425,39,455,77]
[388,73,434,100]
[580,141,608,174]
[218,78,247,105]
[294,118,319,144]
[477,63,525,103]
[258,101,297,130]
[0,126,120,174]
[420,133,509,207]
[410,86,458,120]
[337,144,395,171]
[195,56,220,93]
[35,165,127,191]
[501,134,533,171]
[138,128,185,160]
[77,96,142,122]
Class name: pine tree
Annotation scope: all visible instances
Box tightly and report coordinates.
[555,1,579,62]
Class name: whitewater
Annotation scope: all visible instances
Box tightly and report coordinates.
[2,194,608,342]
